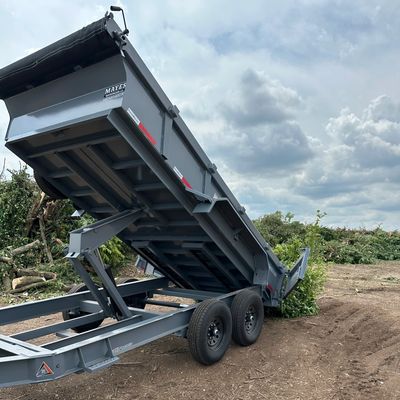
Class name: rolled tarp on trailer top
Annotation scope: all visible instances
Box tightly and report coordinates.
[0,17,120,99]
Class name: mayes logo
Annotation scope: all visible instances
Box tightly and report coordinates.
[104,83,126,98]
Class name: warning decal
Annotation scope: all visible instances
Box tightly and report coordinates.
[126,108,157,145]
[173,166,192,189]
[36,361,54,378]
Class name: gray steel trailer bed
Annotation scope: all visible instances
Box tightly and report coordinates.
[0,8,309,387]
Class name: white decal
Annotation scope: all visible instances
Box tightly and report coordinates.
[127,108,140,125]
[173,166,183,180]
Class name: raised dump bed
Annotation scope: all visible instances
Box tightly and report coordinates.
[0,8,309,387]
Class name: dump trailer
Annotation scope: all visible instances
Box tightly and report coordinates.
[0,8,309,387]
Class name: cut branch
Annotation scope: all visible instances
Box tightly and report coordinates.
[25,192,46,235]
[39,215,53,264]
[12,276,45,290]
[2,272,12,291]
[11,240,41,256]
[15,268,56,280]
[0,256,13,264]
[9,279,55,294]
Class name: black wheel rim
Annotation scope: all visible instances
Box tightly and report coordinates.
[244,305,257,334]
[207,317,224,349]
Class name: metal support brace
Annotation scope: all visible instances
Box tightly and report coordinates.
[68,209,144,254]
[66,209,145,319]
[69,255,114,315]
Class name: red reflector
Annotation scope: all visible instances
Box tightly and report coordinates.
[138,122,157,145]
[36,361,54,378]
[181,176,192,189]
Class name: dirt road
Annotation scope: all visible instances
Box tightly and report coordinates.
[1,262,400,400]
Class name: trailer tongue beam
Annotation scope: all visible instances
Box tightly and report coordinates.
[0,277,169,326]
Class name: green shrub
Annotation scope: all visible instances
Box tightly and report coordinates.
[0,167,38,248]
[321,228,400,264]
[323,239,374,264]
[280,263,326,318]
[100,237,127,271]
[78,215,129,273]
[254,211,400,265]
[254,211,306,247]
[272,211,328,318]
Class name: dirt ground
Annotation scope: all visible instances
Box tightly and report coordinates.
[1,261,400,400]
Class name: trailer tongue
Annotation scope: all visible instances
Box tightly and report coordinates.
[0,8,309,387]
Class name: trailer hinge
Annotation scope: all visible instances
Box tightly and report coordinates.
[238,205,246,215]
[168,105,180,119]
[207,163,217,173]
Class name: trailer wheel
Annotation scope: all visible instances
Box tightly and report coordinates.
[115,277,147,309]
[62,283,104,333]
[34,170,66,200]
[187,299,232,365]
[231,290,264,346]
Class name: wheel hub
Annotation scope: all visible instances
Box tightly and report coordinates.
[207,318,223,348]
[245,305,257,333]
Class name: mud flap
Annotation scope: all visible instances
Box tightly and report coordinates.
[283,248,310,298]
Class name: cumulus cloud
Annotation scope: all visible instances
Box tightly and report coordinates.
[326,95,400,168]
[203,69,312,173]
[292,95,400,226]
[364,95,400,122]
[219,69,303,126]
[209,121,313,173]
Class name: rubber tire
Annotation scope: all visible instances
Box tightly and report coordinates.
[115,277,147,309]
[62,283,104,333]
[187,299,232,365]
[231,290,264,346]
[34,170,66,200]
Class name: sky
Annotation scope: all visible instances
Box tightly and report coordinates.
[0,0,399,230]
